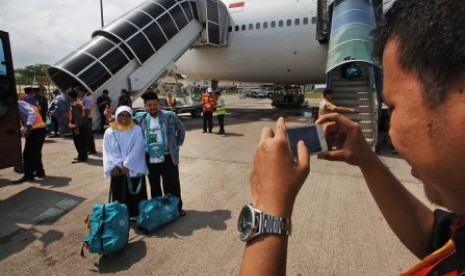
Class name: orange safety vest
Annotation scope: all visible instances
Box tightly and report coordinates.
[202,93,217,112]
[68,101,85,128]
[401,240,458,276]
[28,104,46,129]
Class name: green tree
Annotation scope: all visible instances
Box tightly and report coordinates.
[14,63,50,84]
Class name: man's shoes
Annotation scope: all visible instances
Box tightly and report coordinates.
[202,130,207,133]
[71,159,87,164]
[88,151,98,155]
[179,210,186,217]
[12,176,34,184]
[34,171,46,178]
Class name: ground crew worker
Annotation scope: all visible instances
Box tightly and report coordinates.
[76,87,97,155]
[12,101,47,183]
[202,88,217,133]
[215,90,226,135]
[165,91,177,113]
[68,89,88,163]
[318,88,359,118]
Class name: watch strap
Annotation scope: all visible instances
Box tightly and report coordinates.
[260,213,291,236]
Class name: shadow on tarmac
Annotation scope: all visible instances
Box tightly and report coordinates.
[93,240,147,274]
[0,187,85,261]
[132,209,231,238]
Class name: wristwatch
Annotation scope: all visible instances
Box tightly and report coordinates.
[237,204,291,242]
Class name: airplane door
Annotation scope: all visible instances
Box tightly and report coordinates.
[0,30,22,169]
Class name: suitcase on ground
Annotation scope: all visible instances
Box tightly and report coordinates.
[81,201,129,256]
[136,195,180,233]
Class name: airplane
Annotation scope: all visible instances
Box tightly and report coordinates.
[175,0,328,84]
[0,0,384,168]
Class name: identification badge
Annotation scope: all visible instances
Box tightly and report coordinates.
[148,142,165,163]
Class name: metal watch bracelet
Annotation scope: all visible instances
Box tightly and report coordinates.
[260,213,291,236]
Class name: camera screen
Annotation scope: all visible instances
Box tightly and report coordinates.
[287,126,322,156]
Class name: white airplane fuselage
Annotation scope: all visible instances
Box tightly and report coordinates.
[176,0,328,84]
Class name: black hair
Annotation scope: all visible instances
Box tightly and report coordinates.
[371,0,465,107]
[323,88,333,97]
[68,90,78,99]
[24,87,32,94]
[102,89,109,94]
[141,90,159,103]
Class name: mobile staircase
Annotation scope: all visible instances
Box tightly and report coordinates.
[323,0,382,150]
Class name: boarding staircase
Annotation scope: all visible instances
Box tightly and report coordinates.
[328,64,379,149]
[324,0,382,150]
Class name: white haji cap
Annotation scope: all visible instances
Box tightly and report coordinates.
[207,87,213,93]
[115,105,133,125]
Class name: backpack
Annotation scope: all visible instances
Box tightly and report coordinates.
[136,195,180,233]
[81,201,129,256]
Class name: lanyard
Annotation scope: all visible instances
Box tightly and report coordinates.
[145,113,165,147]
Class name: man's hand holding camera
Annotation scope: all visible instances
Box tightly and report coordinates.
[251,117,310,218]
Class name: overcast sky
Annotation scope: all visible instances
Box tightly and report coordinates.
[0,0,142,68]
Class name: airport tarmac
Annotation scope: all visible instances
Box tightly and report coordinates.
[0,95,429,275]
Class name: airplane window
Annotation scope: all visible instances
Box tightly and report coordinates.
[295,18,300,26]
[235,25,239,32]
[228,26,232,32]
[256,23,261,29]
[312,17,317,24]
[263,22,268,29]
[287,19,292,26]
[303,17,309,25]
[271,21,276,28]
[279,20,284,27]
[242,24,246,31]
[248,23,253,30]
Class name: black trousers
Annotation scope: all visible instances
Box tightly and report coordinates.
[146,154,183,211]
[203,111,213,132]
[72,126,88,161]
[85,118,96,153]
[23,128,46,178]
[110,174,148,217]
[51,116,59,134]
[217,114,225,134]
[98,110,106,133]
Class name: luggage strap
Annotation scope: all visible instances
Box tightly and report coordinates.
[126,175,143,195]
[99,204,106,254]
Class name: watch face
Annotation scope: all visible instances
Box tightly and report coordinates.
[238,205,255,241]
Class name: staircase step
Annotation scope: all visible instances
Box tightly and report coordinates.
[332,99,370,106]
[331,80,369,87]
[332,86,371,92]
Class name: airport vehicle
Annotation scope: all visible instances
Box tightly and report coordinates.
[0,30,22,169]
[271,85,308,108]
[160,85,203,117]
